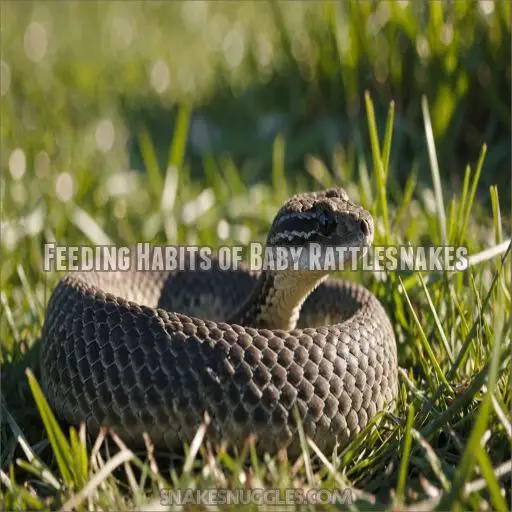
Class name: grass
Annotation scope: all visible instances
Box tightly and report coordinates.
[1,1,511,510]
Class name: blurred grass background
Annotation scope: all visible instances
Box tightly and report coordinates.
[2,1,510,217]
[1,1,511,510]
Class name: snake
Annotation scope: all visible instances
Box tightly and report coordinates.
[41,188,398,456]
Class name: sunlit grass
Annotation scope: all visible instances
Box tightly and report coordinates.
[2,92,510,509]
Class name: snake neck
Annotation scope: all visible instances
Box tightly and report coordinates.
[228,270,328,330]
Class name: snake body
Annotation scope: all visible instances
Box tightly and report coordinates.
[41,189,398,455]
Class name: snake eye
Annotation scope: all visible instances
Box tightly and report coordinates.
[360,219,370,236]
[318,211,335,235]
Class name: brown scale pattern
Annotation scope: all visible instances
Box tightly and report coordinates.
[41,263,397,456]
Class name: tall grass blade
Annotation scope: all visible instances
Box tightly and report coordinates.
[422,95,447,244]
[454,164,471,243]
[490,185,503,243]
[398,277,453,391]
[25,369,74,485]
[364,92,390,242]
[272,134,287,199]
[139,124,163,198]
[168,104,191,170]
[417,272,454,363]
[381,100,395,179]
[456,144,487,245]
[395,404,415,503]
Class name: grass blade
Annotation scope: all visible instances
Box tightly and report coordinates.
[138,124,163,198]
[417,272,454,364]
[168,103,191,170]
[61,449,133,512]
[272,134,287,200]
[398,276,453,392]
[422,95,447,244]
[381,100,395,179]
[472,450,509,512]
[364,92,390,242]
[25,369,74,485]
[453,164,471,243]
[456,144,487,245]
[395,404,415,503]
[490,185,503,244]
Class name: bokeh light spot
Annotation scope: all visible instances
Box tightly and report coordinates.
[416,36,430,59]
[95,119,115,152]
[223,25,245,69]
[217,219,229,240]
[24,22,48,62]
[150,60,170,94]
[55,172,74,202]
[110,16,134,49]
[256,36,273,69]
[479,0,495,15]
[441,24,453,46]
[9,148,26,180]
[182,1,208,31]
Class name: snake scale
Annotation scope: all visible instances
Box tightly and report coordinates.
[41,188,398,455]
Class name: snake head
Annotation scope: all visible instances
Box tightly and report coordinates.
[267,188,374,254]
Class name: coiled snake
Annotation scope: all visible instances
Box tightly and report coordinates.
[42,188,397,455]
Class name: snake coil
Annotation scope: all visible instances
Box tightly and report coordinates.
[42,188,398,455]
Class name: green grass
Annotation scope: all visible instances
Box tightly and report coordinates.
[1,1,511,510]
